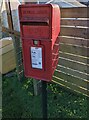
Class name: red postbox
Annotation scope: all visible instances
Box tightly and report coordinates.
[18,4,60,82]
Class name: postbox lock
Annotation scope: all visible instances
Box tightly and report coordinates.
[33,40,39,45]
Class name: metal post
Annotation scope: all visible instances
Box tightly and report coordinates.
[41,81,47,119]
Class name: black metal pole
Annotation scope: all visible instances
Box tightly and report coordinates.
[41,81,47,119]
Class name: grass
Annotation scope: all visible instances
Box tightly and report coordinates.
[2,71,88,119]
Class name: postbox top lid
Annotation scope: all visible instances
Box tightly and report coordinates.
[19,3,59,9]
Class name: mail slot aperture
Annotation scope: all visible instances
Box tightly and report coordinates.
[22,25,49,39]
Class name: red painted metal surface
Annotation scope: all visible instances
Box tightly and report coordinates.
[19,4,60,81]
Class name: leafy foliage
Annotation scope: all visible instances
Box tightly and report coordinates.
[2,73,88,119]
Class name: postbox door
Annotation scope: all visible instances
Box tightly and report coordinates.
[22,39,52,81]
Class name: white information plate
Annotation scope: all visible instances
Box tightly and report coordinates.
[31,47,42,69]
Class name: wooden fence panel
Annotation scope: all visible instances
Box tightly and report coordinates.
[61,19,89,27]
[58,57,88,73]
[54,71,89,89]
[53,76,89,97]
[60,43,88,57]
[59,51,88,64]
[61,7,88,18]
[57,65,88,80]
[59,36,89,47]
[60,27,89,39]
[52,7,89,97]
